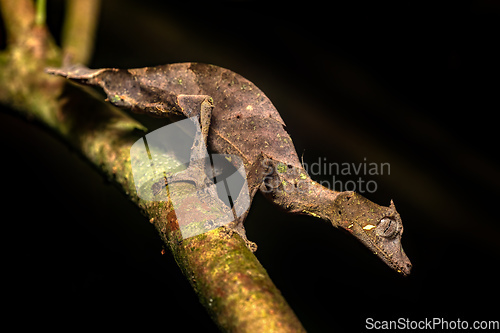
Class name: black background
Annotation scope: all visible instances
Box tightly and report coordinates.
[2,1,499,331]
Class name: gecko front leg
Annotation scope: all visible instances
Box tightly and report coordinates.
[219,153,273,252]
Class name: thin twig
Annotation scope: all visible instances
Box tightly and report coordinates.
[0,0,36,44]
[62,0,101,65]
[35,0,46,26]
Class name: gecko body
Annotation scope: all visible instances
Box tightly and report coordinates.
[47,63,412,275]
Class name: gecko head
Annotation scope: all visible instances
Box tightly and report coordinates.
[333,192,412,276]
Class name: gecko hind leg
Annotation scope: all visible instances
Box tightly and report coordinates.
[149,94,218,217]
[164,95,214,188]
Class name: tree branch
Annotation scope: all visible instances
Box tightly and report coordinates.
[0,3,306,332]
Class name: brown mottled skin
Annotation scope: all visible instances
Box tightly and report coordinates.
[46,63,412,275]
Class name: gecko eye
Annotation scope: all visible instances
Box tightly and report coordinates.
[376,217,398,238]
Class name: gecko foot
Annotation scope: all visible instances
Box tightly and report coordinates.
[222,222,257,252]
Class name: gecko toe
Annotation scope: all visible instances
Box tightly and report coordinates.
[245,240,258,252]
